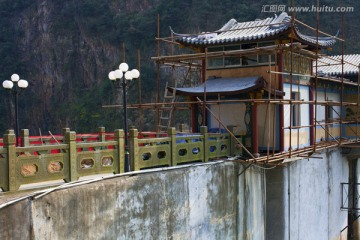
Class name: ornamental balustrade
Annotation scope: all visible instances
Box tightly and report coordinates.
[0,126,242,192]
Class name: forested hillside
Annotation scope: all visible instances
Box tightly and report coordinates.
[0,0,358,134]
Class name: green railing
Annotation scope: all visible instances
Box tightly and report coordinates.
[0,126,242,191]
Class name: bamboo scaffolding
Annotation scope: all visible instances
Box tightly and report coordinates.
[103,99,360,109]
[152,43,301,62]
[315,120,340,144]
[254,137,360,164]
[161,62,201,69]
[144,10,360,168]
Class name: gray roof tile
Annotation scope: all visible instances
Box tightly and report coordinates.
[174,12,336,48]
[316,54,360,76]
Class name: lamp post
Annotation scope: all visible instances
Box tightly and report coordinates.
[2,74,29,145]
[109,63,140,172]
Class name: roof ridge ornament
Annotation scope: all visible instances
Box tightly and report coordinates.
[218,18,237,31]
[269,12,290,29]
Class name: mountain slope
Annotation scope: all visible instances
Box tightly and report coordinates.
[0,0,358,134]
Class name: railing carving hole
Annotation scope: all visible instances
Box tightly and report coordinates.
[192,147,200,154]
[102,156,113,166]
[21,164,38,177]
[143,152,151,161]
[179,149,187,156]
[48,162,63,173]
[81,158,94,169]
[157,151,166,159]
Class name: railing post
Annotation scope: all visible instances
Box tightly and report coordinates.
[200,126,208,162]
[65,131,78,182]
[179,124,185,132]
[98,127,105,142]
[4,130,18,191]
[129,129,139,171]
[115,129,124,174]
[167,127,177,166]
[21,129,29,147]
[98,127,105,150]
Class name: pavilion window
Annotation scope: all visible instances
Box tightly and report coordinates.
[208,46,224,67]
[242,55,258,65]
[207,41,276,69]
[224,45,241,66]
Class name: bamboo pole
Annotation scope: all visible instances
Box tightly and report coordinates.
[152,43,302,62]
[357,65,360,142]
[267,55,272,161]
[137,49,142,131]
[103,99,360,109]
[289,22,294,156]
[340,14,345,145]
[272,49,278,155]
[202,48,207,126]
[314,4,319,152]
[156,14,160,132]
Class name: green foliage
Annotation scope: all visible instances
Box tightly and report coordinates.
[0,0,359,134]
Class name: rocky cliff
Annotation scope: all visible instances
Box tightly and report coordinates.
[0,0,358,134]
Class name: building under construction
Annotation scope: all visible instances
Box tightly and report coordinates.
[144,11,359,238]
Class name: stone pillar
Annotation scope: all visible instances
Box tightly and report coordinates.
[129,129,139,171]
[21,129,29,147]
[98,127,105,142]
[65,131,78,182]
[4,130,18,191]
[167,127,177,166]
[200,126,208,162]
[115,129,124,174]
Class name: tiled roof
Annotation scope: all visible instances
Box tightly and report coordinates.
[168,76,265,97]
[316,54,360,76]
[294,26,337,48]
[173,12,336,47]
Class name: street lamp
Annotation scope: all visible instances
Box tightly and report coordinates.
[2,74,29,145]
[109,63,140,172]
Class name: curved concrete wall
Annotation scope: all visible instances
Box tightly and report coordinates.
[0,162,265,240]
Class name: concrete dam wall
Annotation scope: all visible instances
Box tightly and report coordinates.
[0,148,355,239]
[0,162,265,240]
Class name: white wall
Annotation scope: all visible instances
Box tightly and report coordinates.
[283,83,311,149]
[266,148,349,240]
